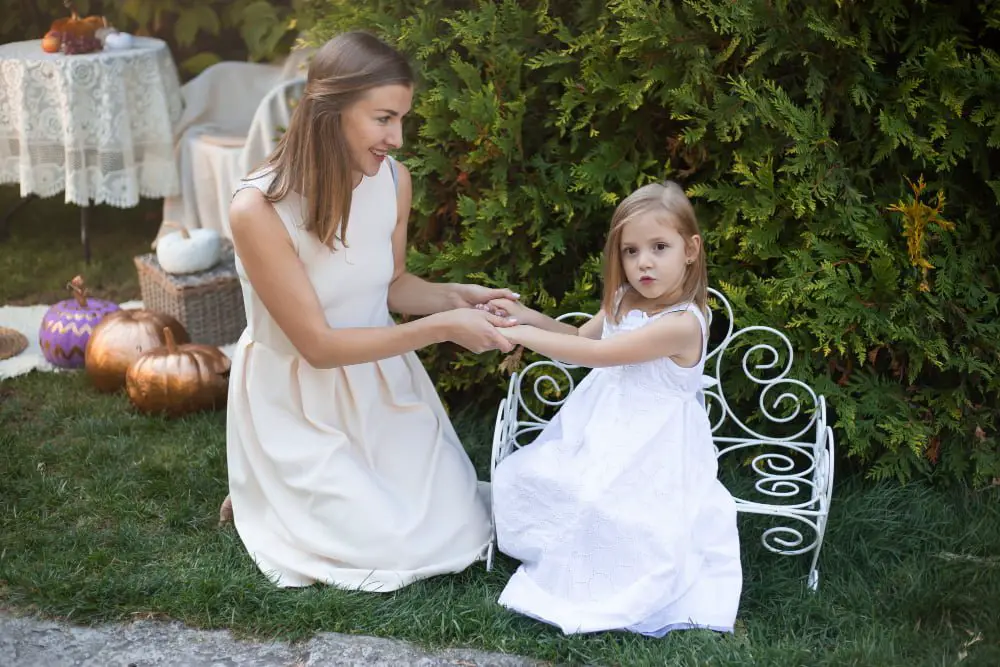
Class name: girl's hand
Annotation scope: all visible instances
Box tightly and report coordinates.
[481,298,582,338]
[432,308,517,353]
[496,324,529,343]
[478,297,536,324]
[471,303,520,328]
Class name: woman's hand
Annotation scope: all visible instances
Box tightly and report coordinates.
[449,283,520,310]
[432,308,518,353]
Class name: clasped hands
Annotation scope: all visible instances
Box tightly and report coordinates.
[442,284,530,354]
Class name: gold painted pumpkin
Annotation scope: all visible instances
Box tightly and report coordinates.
[49,2,105,54]
[85,309,190,392]
[125,328,230,416]
[49,2,104,37]
[50,12,104,39]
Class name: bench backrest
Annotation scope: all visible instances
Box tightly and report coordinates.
[506,287,832,509]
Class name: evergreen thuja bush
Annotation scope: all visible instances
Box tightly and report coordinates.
[304,0,1000,486]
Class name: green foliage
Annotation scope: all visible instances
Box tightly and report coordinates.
[303,1,1000,486]
[1,0,309,77]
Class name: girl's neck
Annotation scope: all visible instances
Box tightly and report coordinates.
[621,285,685,317]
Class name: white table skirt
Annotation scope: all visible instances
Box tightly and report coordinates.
[0,37,183,208]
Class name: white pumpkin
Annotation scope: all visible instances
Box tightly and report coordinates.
[104,32,134,50]
[154,225,222,275]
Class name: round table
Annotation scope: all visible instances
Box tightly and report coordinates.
[0,37,183,260]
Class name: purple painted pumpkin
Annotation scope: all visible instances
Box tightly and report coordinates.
[39,276,121,368]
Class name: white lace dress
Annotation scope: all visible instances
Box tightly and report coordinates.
[492,303,743,636]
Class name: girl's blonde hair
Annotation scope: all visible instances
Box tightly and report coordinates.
[257,32,413,248]
[601,180,708,322]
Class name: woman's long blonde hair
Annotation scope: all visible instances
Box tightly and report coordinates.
[257,32,413,248]
[601,181,708,322]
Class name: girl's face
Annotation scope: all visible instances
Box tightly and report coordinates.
[619,212,700,305]
[340,84,413,183]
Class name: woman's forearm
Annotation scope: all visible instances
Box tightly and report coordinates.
[302,316,446,369]
[387,272,457,315]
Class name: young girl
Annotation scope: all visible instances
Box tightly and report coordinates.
[485,181,743,636]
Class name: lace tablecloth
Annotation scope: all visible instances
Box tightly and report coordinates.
[0,37,182,208]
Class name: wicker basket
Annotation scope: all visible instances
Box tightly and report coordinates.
[0,326,28,361]
[134,241,246,347]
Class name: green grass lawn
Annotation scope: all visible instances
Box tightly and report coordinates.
[0,184,161,305]
[3,184,1000,666]
[1,371,999,667]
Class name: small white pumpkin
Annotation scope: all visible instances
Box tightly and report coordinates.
[154,224,222,275]
[104,31,134,50]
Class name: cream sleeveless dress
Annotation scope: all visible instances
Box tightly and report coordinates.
[226,160,492,591]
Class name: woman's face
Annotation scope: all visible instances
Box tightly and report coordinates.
[340,84,413,183]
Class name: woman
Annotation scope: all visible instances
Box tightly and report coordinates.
[223,31,517,591]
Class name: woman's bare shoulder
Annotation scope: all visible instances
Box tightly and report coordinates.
[229,187,293,249]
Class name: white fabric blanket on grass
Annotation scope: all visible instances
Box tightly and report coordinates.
[0,300,235,382]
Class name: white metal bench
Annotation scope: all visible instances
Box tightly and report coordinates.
[486,287,835,590]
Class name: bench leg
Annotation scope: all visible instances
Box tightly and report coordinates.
[487,397,509,573]
[806,510,830,591]
[485,542,495,572]
[807,425,836,592]
[807,560,820,591]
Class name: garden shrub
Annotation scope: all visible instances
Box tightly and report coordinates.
[310,0,997,486]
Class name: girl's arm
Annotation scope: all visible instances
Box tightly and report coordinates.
[386,162,517,314]
[499,310,703,368]
[485,298,606,340]
[229,188,514,369]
